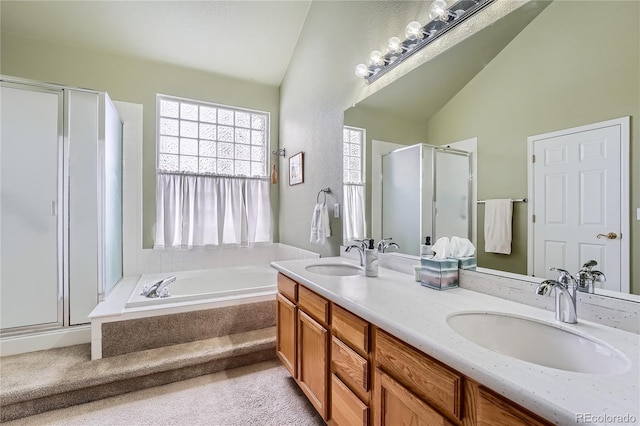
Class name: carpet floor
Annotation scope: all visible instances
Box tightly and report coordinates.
[2,359,325,426]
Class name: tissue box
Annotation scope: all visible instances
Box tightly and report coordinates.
[420,258,459,290]
[457,256,477,271]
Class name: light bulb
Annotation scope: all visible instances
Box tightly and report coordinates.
[429,0,449,21]
[387,37,403,55]
[405,21,424,41]
[368,50,385,67]
[355,63,370,78]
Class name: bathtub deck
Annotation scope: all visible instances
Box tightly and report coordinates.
[0,327,276,422]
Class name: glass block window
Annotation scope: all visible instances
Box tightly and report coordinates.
[157,95,269,178]
[343,126,365,184]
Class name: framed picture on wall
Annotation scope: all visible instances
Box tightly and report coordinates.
[289,152,304,185]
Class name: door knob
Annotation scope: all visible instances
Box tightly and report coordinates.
[596,232,618,240]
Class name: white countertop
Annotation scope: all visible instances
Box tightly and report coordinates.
[271,257,640,426]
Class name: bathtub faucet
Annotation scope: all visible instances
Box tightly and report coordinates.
[140,276,176,298]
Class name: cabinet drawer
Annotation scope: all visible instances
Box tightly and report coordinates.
[332,304,369,356]
[331,374,368,426]
[477,387,551,426]
[375,368,450,426]
[299,285,329,325]
[375,329,463,420]
[277,273,297,302]
[332,336,369,399]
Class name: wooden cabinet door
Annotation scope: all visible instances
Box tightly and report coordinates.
[477,387,550,426]
[374,368,451,426]
[331,373,368,426]
[276,293,297,378]
[298,310,329,420]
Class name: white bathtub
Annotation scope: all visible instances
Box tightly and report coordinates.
[125,265,277,308]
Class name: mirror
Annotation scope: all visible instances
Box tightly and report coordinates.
[343,0,639,298]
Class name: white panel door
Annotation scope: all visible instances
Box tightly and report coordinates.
[1,84,62,329]
[532,122,624,291]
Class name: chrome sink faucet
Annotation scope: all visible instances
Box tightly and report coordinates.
[377,238,400,253]
[345,240,367,266]
[535,267,577,324]
[140,276,176,298]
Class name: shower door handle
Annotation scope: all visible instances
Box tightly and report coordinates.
[51,200,58,216]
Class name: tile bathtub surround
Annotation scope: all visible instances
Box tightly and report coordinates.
[129,244,320,276]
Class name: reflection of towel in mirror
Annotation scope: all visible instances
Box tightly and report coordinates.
[484,199,513,255]
[450,236,475,257]
[310,203,331,244]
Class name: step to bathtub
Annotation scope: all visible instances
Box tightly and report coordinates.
[96,299,276,358]
[0,327,276,422]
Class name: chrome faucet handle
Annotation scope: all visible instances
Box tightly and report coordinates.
[549,267,575,286]
[536,279,557,296]
[377,237,393,251]
[591,270,606,283]
[353,239,369,249]
[581,260,598,270]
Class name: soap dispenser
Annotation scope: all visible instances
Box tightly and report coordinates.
[364,239,378,277]
[420,236,433,258]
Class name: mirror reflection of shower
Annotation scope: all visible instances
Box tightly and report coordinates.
[381,144,471,256]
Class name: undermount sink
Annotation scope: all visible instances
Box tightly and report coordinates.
[305,264,363,276]
[447,312,630,375]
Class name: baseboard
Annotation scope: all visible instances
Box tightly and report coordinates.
[0,326,91,357]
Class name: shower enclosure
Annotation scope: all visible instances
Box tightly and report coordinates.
[0,77,123,335]
[381,144,471,256]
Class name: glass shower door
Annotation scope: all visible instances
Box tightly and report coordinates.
[1,83,63,330]
[382,145,422,256]
[434,150,471,241]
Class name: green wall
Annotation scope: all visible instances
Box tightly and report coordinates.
[426,1,639,292]
[1,33,281,248]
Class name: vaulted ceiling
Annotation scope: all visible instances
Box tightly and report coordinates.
[1,0,312,86]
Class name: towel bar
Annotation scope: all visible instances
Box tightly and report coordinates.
[317,187,330,203]
[477,198,527,204]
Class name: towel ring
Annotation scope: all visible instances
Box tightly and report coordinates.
[317,187,330,204]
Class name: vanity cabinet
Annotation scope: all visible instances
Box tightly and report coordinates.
[276,274,330,421]
[275,272,552,426]
[276,275,297,377]
[373,328,551,426]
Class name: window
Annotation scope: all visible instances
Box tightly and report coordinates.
[157,95,269,177]
[343,126,366,242]
[343,126,364,184]
[155,95,272,248]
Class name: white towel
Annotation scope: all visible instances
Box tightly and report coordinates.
[484,199,513,255]
[310,203,331,244]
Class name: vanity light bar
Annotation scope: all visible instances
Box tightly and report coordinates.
[356,0,496,84]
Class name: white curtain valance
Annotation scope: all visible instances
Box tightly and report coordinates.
[155,173,272,249]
